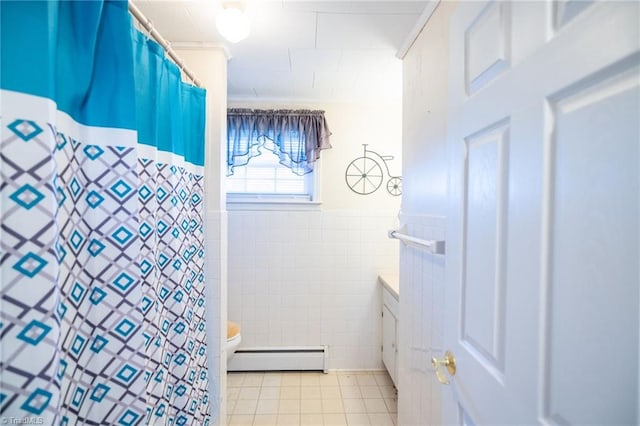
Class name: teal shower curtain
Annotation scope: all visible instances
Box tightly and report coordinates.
[0,1,212,424]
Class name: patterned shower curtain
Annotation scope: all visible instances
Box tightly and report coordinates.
[0,1,212,425]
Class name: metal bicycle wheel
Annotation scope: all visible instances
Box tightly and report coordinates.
[345,156,383,195]
[386,177,402,196]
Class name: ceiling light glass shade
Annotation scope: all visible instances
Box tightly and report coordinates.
[216,7,251,43]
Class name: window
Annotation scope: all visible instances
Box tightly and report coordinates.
[225,108,331,206]
[226,149,316,202]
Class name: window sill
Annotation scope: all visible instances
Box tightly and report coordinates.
[226,200,322,211]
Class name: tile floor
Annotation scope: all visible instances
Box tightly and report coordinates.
[226,371,397,426]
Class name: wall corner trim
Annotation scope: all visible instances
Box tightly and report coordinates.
[396,0,441,60]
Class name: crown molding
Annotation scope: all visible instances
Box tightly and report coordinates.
[172,42,232,60]
[396,0,441,60]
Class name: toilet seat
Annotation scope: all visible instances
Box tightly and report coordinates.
[227,333,241,344]
[226,321,242,361]
[227,321,240,341]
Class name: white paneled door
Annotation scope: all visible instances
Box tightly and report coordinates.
[444,1,639,424]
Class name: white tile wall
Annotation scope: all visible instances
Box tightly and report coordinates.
[207,210,229,424]
[228,210,399,370]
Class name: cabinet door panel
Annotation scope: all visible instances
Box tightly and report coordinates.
[382,303,398,386]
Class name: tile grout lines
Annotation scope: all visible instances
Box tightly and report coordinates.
[227,370,397,426]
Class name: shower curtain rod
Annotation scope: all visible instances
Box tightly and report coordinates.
[128,2,203,87]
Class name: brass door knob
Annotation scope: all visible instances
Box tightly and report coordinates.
[431,351,456,385]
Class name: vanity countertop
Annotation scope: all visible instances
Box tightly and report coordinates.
[379,274,399,301]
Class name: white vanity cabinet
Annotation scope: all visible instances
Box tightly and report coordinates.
[380,276,399,387]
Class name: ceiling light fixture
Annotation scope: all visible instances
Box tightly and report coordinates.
[216,3,251,44]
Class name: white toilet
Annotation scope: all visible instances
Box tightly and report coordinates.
[226,321,242,360]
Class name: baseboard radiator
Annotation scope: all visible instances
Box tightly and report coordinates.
[227,346,329,373]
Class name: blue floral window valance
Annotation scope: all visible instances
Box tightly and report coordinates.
[227,108,332,176]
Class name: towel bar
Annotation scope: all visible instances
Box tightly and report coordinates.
[388,229,446,255]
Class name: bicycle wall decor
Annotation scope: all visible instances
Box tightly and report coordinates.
[345,144,402,196]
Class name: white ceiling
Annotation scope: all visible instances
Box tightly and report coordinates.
[133,1,427,102]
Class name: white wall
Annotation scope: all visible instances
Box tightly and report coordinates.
[177,47,229,425]
[226,100,402,369]
[398,1,457,425]
[316,102,404,210]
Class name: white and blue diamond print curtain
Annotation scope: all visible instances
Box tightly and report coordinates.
[0,1,211,425]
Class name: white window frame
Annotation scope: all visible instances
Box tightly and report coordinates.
[226,155,322,211]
